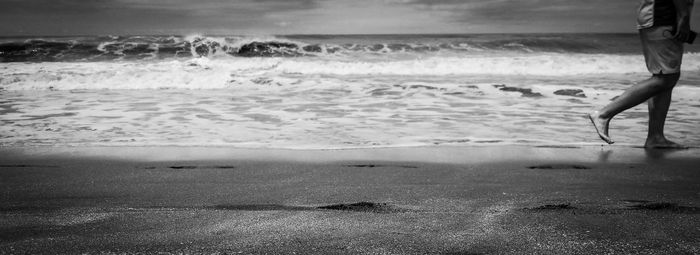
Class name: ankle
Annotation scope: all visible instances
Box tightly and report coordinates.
[646,134,667,142]
[593,110,611,120]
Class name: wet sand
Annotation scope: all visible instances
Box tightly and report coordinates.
[1,146,699,254]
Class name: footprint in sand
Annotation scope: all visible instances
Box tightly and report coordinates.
[522,203,576,211]
[143,165,236,170]
[346,164,418,169]
[624,201,700,214]
[209,204,310,211]
[0,164,60,168]
[318,202,408,213]
[206,202,408,213]
[527,164,591,170]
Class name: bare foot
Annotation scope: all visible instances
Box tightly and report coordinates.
[587,111,614,144]
[644,137,688,149]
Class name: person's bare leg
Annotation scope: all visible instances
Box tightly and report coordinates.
[588,73,679,144]
[645,88,687,148]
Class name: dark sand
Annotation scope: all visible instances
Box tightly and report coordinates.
[1,146,699,254]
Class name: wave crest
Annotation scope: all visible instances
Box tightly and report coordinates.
[4,53,700,90]
[0,34,654,62]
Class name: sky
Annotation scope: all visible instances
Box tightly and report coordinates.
[2,0,700,35]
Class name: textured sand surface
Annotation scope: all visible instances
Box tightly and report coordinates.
[1,146,699,254]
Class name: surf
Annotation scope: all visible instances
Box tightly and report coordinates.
[5,33,694,62]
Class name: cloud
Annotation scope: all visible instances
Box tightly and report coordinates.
[387,0,636,32]
[0,0,322,35]
[0,0,319,12]
[112,0,319,14]
[2,0,687,35]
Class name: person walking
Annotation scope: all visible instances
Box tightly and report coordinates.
[589,0,695,148]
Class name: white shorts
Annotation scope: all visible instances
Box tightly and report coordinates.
[639,25,684,74]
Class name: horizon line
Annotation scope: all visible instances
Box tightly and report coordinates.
[0,32,639,38]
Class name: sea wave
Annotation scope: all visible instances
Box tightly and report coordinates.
[2,53,700,90]
[0,34,660,62]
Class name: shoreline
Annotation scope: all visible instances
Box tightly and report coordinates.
[4,144,700,163]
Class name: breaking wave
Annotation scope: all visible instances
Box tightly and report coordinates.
[3,53,700,90]
[0,34,660,62]
[3,34,700,90]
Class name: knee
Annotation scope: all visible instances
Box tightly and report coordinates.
[651,73,680,90]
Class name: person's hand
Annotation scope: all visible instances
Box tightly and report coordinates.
[673,17,692,42]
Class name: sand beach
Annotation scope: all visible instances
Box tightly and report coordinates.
[1,145,699,254]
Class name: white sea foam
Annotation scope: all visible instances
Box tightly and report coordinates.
[3,53,700,90]
[3,75,700,148]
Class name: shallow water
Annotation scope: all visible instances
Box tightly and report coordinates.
[2,34,700,148]
[2,74,699,148]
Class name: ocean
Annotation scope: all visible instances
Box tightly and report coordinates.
[1,33,700,148]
